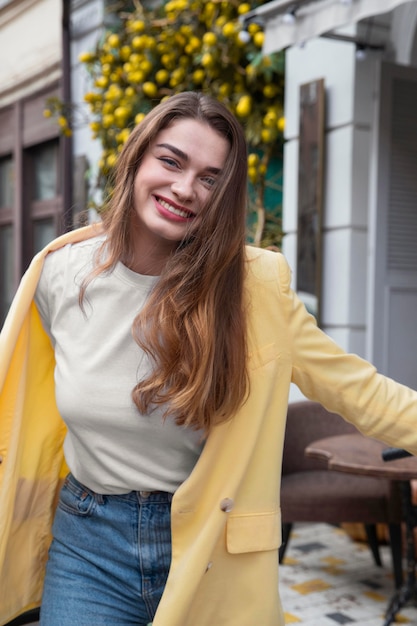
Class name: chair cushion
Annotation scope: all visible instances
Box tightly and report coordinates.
[281,470,402,524]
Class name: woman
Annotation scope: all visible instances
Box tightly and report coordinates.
[1,91,417,626]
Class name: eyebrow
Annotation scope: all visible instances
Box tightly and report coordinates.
[156,142,221,175]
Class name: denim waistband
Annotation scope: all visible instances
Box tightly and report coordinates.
[66,473,174,504]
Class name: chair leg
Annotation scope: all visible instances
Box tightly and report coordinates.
[279,522,293,564]
[388,523,403,589]
[364,523,382,567]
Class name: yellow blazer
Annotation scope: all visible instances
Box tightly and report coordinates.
[1,225,417,625]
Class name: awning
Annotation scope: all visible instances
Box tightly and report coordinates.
[243,0,416,54]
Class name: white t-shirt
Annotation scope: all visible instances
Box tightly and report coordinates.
[35,235,204,494]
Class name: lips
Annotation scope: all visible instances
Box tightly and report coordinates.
[156,196,196,220]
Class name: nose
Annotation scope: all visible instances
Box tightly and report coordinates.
[171,174,196,202]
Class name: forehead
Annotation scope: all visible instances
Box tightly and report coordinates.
[153,118,230,166]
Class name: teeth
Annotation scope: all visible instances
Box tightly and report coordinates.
[159,198,193,218]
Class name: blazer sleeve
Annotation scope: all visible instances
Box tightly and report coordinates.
[276,254,417,454]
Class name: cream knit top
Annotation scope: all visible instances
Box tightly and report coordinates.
[34,236,204,494]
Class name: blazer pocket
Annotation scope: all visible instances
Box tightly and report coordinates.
[226,509,282,554]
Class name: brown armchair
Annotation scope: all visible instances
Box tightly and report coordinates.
[280,401,403,588]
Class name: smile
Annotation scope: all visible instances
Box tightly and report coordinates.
[157,197,195,219]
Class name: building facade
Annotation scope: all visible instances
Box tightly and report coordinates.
[0,0,107,327]
[246,0,417,399]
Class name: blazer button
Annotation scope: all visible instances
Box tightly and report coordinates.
[220,497,234,512]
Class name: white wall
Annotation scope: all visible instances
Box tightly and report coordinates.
[70,0,105,217]
[281,27,386,401]
[0,0,61,106]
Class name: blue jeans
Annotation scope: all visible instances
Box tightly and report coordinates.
[40,473,172,625]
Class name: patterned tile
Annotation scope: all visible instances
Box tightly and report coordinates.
[279,523,417,625]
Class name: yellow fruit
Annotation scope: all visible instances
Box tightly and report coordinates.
[102,102,113,114]
[78,51,95,63]
[263,84,278,98]
[100,53,114,65]
[130,19,145,33]
[155,69,169,84]
[140,59,153,75]
[263,111,278,128]
[261,128,275,143]
[94,76,108,89]
[192,69,205,84]
[84,92,97,103]
[114,106,129,121]
[102,114,114,128]
[106,153,118,168]
[203,32,217,46]
[120,45,131,61]
[246,64,256,78]
[145,36,156,51]
[142,82,158,97]
[277,116,285,132]
[107,34,120,48]
[135,112,146,125]
[101,63,112,76]
[43,109,52,118]
[254,32,265,47]
[218,83,231,97]
[128,70,145,83]
[90,121,101,133]
[222,22,235,38]
[248,23,261,34]
[117,129,130,144]
[201,52,214,68]
[236,95,252,118]
[238,3,251,15]
[248,153,259,167]
[189,36,201,52]
[132,35,147,50]
[129,53,142,66]
[161,53,175,70]
[169,68,185,87]
[180,24,193,36]
[248,166,258,184]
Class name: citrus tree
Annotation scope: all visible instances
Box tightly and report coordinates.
[49,0,285,247]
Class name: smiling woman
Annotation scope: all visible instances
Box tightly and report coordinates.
[2,91,417,626]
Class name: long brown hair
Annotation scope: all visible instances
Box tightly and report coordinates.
[86,92,249,432]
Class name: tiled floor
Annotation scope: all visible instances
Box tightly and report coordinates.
[12,522,417,625]
[279,523,417,625]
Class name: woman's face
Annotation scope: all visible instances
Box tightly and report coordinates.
[131,118,230,263]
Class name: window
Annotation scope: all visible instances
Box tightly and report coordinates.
[25,139,62,258]
[0,156,14,326]
[0,87,64,326]
[0,155,14,207]
[0,224,14,326]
